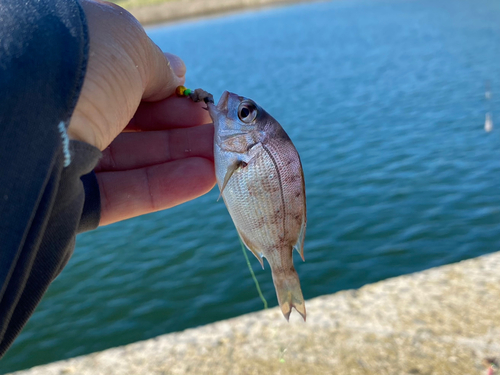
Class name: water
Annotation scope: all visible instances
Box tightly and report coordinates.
[3,0,500,372]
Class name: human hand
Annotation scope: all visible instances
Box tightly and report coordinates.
[69,0,215,226]
[95,97,215,226]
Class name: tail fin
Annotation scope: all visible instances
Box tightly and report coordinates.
[271,267,306,321]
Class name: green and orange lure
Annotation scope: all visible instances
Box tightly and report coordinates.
[175,85,192,97]
[175,86,214,104]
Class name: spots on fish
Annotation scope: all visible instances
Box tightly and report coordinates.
[277,235,292,248]
[285,173,301,184]
[261,144,287,238]
[254,215,267,229]
[262,179,281,194]
[295,191,301,198]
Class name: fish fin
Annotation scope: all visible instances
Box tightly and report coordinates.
[294,217,306,262]
[296,162,307,261]
[217,162,240,202]
[237,230,264,269]
[271,266,306,321]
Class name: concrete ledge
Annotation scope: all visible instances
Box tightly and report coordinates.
[10,252,500,374]
[123,0,315,26]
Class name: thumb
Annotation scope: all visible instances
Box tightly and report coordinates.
[81,0,185,103]
[141,48,186,101]
[70,0,186,150]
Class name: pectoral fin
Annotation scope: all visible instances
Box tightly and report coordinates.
[217,160,248,201]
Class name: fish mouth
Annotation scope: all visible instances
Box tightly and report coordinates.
[208,90,230,119]
[216,91,230,110]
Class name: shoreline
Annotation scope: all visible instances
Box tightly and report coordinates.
[122,0,319,26]
[9,251,500,374]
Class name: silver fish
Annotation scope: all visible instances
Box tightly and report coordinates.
[206,91,307,321]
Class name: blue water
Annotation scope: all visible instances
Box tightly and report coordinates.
[3,0,500,372]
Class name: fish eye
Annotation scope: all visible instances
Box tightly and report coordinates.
[238,101,257,123]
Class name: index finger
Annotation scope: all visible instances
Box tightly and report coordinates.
[127,95,212,131]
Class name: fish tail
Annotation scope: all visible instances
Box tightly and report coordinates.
[271,267,306,321]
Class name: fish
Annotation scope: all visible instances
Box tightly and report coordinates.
[206,91,307,321]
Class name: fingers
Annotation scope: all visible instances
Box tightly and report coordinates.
[97,157,216,226]
[126,96,212,131]
[95,123,214,172]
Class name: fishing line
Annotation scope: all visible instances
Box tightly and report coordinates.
[180,84,290,364]
[177,84,269,310]
[240,239,292,366]
[239,237,268,310]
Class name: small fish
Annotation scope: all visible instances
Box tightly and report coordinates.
[206,91,307,321]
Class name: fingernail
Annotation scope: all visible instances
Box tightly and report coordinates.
[164,52,186,78]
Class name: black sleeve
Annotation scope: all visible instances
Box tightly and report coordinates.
[0,0,102,356]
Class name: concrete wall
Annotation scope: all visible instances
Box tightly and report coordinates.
[9,252,500,375]
[123,0,318,25]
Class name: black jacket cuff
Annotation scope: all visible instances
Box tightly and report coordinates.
[79,171,101,233]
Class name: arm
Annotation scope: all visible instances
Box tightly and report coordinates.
[0,0,216,357]
[0,0,102,356]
